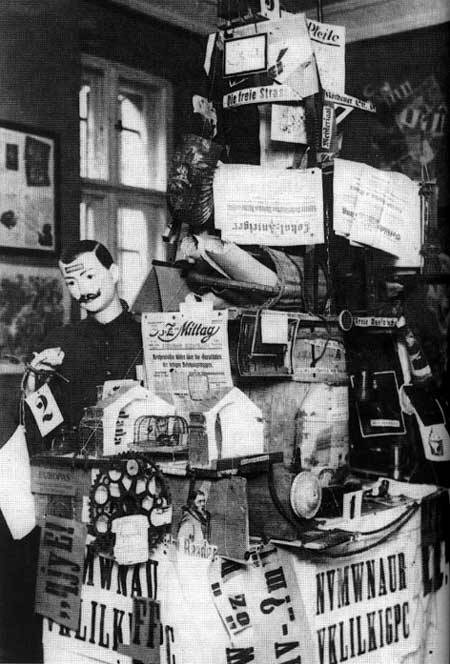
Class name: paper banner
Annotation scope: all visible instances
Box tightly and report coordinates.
[35,516,87,631]
[324,89,376,113]
[214,164,324,246]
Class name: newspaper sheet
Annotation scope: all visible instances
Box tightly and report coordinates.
[334,158,421,267]
[214,164,324,246]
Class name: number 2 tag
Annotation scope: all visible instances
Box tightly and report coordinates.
[26,383,64,437]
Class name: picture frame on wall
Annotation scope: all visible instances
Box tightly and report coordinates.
[0,120,59,256]
[0,262,70,371]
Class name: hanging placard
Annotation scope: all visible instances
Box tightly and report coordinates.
[35,516,86,631]
[26,383,64,437]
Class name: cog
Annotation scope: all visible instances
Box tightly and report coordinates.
[89,453,172,557]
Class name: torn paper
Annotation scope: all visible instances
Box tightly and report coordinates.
[307,19,346,93]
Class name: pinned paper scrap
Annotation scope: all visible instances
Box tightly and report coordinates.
[118,598,161,663]
[307,19,346,94]
[35,516,86,630]
[261,310,288,344]
[112,514,149,565]
[26,383,63,437]
[213,164,324,246]
[0,425,36,539]
[221,13,319,108]
[271,104,307,144]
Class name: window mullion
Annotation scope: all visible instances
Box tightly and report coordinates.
[107,65,120,186]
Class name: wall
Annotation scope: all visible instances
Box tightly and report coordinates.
[0,4,204,661]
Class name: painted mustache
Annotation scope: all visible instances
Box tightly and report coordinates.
[79,290,101,304]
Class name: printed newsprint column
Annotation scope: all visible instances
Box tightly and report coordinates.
[307,19,346,94]
[35,516,87,630]
[214,164,324,245]
[142,307,232,399]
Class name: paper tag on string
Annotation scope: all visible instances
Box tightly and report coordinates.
[26,383,63,436]
[261,311,288,344]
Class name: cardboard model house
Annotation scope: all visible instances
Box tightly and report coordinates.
[82,384,176,456]
[176,386,265,468]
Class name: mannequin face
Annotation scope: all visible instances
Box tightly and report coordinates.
[59,251,119,316]
[193,492,206,515]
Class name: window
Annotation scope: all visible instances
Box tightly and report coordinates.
[79,55,172,305]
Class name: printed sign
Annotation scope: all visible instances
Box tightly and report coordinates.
[35,517,86,630]
[118,598,161,663]
[26,383,63,437]
[307,19,346,93]
[324,89,376,113]
[209,547,316,664]
[43,547,160,664]
[142,305,232,400]
[31,466,77,496]
[321,103,335,151]
[214,164,324,246]
[219,13,318,109]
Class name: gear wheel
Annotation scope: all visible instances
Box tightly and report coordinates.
[89,453,172,556]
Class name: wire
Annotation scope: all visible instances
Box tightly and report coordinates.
[307,501,419,559]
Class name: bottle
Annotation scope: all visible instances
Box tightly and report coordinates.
[396,316,433,385]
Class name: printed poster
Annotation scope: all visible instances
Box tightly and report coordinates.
[214,164,324,246]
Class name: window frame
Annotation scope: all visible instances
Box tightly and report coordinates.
[80,54,173,302]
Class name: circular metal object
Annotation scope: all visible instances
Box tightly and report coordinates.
[290,471,322,520]
[338,309,353,332]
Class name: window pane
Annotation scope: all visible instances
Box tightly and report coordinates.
[118,86,149,188]
[80,194,110,250]
[79,68,107,180]
[117,203,166,305]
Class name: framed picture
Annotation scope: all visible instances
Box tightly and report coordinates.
[0,120,59,255]
[0,263,70,371]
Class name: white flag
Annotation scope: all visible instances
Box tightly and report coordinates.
[0,425,36,539]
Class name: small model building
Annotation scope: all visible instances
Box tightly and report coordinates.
[176,386,265,468]
[78,384,179,456]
